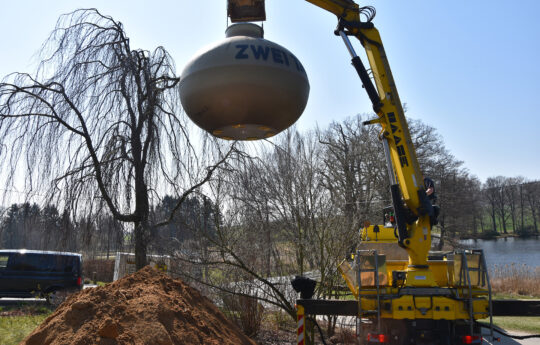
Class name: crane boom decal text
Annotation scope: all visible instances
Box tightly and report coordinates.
[387,112,409,167]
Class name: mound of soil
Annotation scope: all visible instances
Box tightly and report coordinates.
[22,266,256,345]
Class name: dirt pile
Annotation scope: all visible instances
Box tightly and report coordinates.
[22,266,256,345]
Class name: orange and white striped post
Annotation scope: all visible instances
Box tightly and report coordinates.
[297,304,305,345]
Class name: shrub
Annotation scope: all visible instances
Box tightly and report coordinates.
[479,230,499,240]
[222,293,265,337]
[516,226,539,237]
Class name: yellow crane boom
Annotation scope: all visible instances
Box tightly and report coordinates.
[229,0,436,270]
[225,2,497,345]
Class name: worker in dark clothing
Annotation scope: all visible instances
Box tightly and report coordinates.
[424,177,437,204]
[424,176,439,225]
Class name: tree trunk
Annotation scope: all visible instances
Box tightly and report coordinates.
[326,315,337,337]
[532,209,538,233]
[510,205,516,234]
[491,207,497,233]
[480,215,485,233]
[520,184,524,232]
[472,205,478,235]
[106,227,111,260]
[297,224,305,275]
[534,207,539,233]
[500,213,508,234]
[134,220,149,269]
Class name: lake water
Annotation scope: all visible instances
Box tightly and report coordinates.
[460,236,540,269]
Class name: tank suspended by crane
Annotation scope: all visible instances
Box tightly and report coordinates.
[179,23,310,140]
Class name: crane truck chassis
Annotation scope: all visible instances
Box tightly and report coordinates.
[226,1,540,344]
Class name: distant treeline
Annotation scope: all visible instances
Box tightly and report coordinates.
[0,203,124,258]
[0,194,216,259]
[0,114,538,260]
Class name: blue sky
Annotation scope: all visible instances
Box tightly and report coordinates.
[1,0,539,183]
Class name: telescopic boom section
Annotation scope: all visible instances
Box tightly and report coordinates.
[304,1,435,271]
[304,0,360,23]
[355,27,434,270]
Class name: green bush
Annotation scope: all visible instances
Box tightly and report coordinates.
[478,229,499,239]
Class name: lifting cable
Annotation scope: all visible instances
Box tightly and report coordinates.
[476,321,540,340]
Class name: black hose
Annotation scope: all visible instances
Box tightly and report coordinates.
[306,316,328,345]
[476,321,540,340]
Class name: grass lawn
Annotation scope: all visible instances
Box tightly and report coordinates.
[1,297,538,345]
[2,312,539,344]
[482,316,540,334]
[489,294,540,334]
[493,293,539,300]
[0,314,50,345]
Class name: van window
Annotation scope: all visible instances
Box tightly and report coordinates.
[8,253,42,271]
[7,253,78,273]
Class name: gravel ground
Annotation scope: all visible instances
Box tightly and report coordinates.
[254,327,540,345]
[254,328,296,345]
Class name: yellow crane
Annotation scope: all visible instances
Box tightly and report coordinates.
[226,1,494,344]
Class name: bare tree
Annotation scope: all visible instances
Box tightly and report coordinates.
[484,177,509,234]
[319,115,386,231]
[504,177,524,233]
[0,9,232,269]
[523,181,540,233]
[169,128,363,325]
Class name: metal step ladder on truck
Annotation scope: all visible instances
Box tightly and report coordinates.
[220,1,540,344]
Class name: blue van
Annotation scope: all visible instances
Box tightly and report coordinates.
[0,249,83,304]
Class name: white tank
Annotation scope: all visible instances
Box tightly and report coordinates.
[179,23,310,140]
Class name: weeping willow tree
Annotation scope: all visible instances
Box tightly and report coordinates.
[0,9,234,269]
